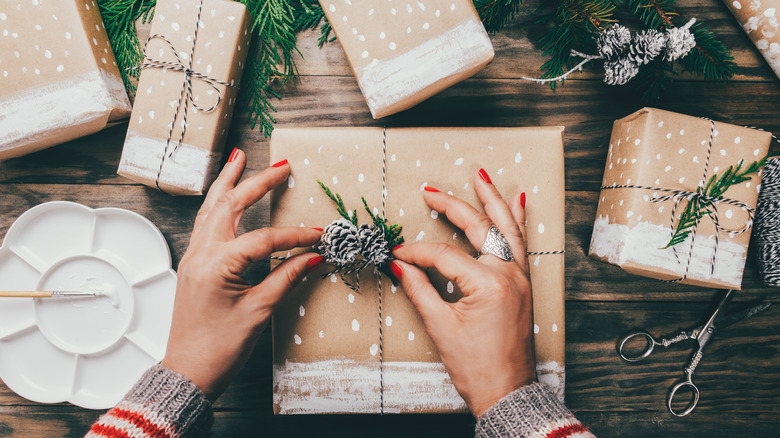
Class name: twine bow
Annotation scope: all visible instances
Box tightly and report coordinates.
[132,0,236,192]
[601,119,759,282]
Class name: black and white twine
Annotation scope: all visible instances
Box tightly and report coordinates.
[131,0,236,193]
[755,157,780,286]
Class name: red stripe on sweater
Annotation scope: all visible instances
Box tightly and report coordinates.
[89,424,131,438]
[546,423,590,438]
[110,407,172,438]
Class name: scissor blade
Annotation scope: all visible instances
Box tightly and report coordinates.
[716,302,771,330]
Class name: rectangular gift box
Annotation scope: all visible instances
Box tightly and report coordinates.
[270,127,566,414]
[723,0,780,81]
[0,0,131,161]
[589,108,772,289]
[117,0,251,195]
[319,0,494,119]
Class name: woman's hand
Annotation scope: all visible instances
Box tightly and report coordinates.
[390,169,535,418]
[161,150,323,400]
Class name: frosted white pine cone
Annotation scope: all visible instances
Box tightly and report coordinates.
[628,29,666,65]
[317,218,360,266]
[357,224,390,265]
[664,24,696,62]
[596,24,632,60]
[603,58,640,85]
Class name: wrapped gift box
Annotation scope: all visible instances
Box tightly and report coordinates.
[0,0,131,161]
[117,0,251,195]
[319,0,494,119]
[724,0,780,80]
[270,127,566,414]
[589,108,772,289]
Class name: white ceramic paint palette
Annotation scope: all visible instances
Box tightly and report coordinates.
[0,202,176,409]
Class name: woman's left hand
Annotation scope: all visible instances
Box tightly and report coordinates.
[161,150,324,400]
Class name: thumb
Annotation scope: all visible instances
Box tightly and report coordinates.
[246,253,324,315]
[389,260,448,327]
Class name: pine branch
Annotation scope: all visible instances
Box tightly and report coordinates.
[361,197,405,249]
[664,157,766,248]
[317,180,355,225]
[293,0,333,47]
[474,0,524,32]
[632,56,675,104]
[97,0,156,96]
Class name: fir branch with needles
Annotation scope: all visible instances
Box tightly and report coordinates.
[474,0,524,32]
[361,197,405,249]
[293,0,334,47]
[97,0,156,96]
[317,180,357,226]
[664,157,767,248]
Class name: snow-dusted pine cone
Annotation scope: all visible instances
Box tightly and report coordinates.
[603,58,640,85]
[664,24,696,62]
[627,29,666,66]
[357,224,391,266]
[317,218,360,266]
[596,24,631,61]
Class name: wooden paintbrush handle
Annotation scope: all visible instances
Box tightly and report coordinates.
[0,291,54,298]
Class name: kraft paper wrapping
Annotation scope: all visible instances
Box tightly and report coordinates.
[319,0,494,119]
[0,0,131,161]
[724,0,780,80]
[117,0,251,195]
[270,127,566,414]
[589,108,772,289]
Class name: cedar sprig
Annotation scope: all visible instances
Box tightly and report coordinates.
[474,0,524,32]
[317,180,357,226]
[664,157,767,248]
[97,0,156,96]
[293,0,334,47]
[361,197,405,249]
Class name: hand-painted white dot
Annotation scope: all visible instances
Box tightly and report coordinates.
[399,208,404,216]
[329,4,336,12]
[416,231,425,241]
[454,157,464,166]
[385,316,392,326]
[552,323,559,332]
[514,152,522,163]
[634,139,641,145]
[734,136,741,144]
[389,42,396,50]
[538,223,545,234]
[332,176,338,184]
[361,50,368,58]
[319,330,324,338]
[664,165,672,172]
[666,133,672,139]
[330,274,337,283]
[348,293,355,303]
[446,281,454,294]
[534,324,540,334]
[351,319,360,331]
[626,211,634,218]
[720,149,727,156]
[287,175,295,188]
[358,173,364,182]
[408,331,415,341]
[294,334,302,345]
[680,129,685,135]
[298,305,305,317]
[431,210,438,219]
[725,209,733,219]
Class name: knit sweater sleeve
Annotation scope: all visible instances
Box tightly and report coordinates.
[85,363,214,438]
[475,383,595,438]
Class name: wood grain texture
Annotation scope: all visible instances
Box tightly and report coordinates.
[1,0,779,436]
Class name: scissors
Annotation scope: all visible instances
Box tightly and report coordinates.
[617,289,771,417]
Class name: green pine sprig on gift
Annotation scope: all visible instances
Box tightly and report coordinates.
[97,0,156,96]
[664,157,767,248]
[317,179,357,226]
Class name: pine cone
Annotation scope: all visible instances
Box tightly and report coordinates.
[596,24,631,61]
[627,29,666,66]
[603,58,639,86]
[358,224,390,265]
[317,218,360,266]
[664,25,696,62]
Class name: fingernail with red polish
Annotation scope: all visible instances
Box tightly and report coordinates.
[228,148,239,163]
[392,245,403,252]
[272,159,288,168]
[423,186,440,193]
[478,168,492,184]
[389,261,403,279]
[520,192,526,208]
[307,256,325,272]
[313,227,324,232]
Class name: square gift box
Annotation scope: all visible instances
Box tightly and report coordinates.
[0,0,131,161]
[117,0,251,195]
[319,0,494,119]
[270,126,566,414]
[589,108,772,289]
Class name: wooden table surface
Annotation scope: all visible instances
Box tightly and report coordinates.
[2,1,779,436]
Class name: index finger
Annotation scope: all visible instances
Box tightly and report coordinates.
[192,148,245,239]
[198,161,291,240]
[392,243,485,296]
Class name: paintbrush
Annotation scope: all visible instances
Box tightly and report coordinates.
[0,289,120,307]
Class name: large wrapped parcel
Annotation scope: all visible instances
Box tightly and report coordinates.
[270,127,566,414]
[117,0,251,195]
[589,108,772,289]
[723,0,780,81]
[0,0,131,161]
[319,0,494,118]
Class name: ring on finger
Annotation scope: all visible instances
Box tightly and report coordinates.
[478,225,514,262]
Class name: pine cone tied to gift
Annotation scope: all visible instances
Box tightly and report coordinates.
[358,224,391,266]
[317,218,361,266]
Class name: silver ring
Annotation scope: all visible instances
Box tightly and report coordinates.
[479,225,514,261]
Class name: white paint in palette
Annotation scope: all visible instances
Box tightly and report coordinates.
[590,215,748,288]
[119,133,220,194]
[357,18,493,118]
[1,70,130,154]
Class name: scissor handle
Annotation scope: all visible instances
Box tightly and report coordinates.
[618,332,657,362]
[667,377,700,417]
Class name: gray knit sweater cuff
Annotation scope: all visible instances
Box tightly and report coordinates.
[475,383,590,438]
[124,363,214,436]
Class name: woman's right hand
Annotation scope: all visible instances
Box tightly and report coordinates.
[390,169,536,418]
